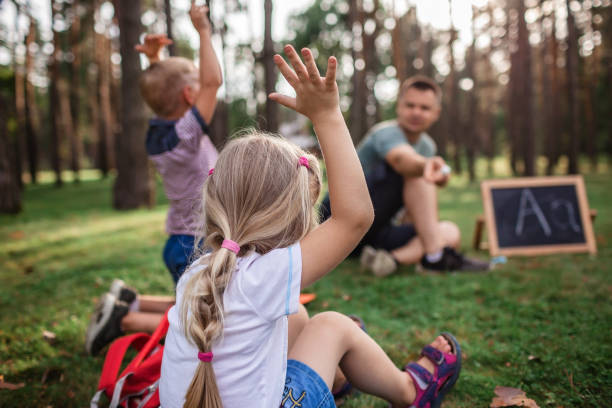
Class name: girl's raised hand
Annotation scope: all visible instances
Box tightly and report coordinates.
[269,45,339,123]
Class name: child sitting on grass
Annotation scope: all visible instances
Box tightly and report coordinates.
[159,45,462,408]
[85,1,221,356]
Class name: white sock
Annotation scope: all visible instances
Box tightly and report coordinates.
[129,298,140,312]
[425,250,443,263]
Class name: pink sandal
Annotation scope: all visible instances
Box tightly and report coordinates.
[403,332,461,408]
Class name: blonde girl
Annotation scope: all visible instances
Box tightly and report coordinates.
[159,45,461,408]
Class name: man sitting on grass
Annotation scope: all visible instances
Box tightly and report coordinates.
[320,75,489,276]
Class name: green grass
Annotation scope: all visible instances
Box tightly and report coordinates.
[1,167,611,407]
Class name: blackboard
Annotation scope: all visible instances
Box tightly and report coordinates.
[481,176,597,256]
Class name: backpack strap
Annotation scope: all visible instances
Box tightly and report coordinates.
[97,333,151,393]
[120,310,170,377]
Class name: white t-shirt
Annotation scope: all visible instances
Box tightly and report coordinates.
[159,243,302,408]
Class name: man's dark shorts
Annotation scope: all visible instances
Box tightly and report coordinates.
[319,162,417,255]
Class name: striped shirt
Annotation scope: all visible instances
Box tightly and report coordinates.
[146,106,218,236]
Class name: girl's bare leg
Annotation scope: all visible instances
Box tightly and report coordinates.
[288,311,451,406]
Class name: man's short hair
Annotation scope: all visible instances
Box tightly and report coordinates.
[398,75,442,104]
[139,57,196,117]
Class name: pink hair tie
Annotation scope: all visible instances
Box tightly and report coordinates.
[198,351,213,362]
[298,156,309,169]
[208,168,214,176]
[221,239,240,254]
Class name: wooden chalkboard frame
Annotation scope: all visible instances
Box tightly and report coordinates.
[481,176,597,256]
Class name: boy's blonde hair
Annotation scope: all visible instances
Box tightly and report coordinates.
[139,57,197,117]
[179,132,321,408]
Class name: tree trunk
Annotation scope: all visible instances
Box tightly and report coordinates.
[164,0,176,56]
[565,0,580,174]
[68,0,82,182]
[545,9,560,175]
[362,0,381,133]
[24,14,40,184]
[262,0,278,133]
[49,0,62,186]
[113,0,154,209]
[96,28,115,176]
[517,0,535,176]
[447,0,461,173]
[465,33,478,182]
[348,0,368,144]
[57,79,77,181]
[0,95,21,213]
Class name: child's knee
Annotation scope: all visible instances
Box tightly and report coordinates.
[308,311,355,335]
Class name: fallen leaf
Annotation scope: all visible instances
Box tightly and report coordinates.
[9,231,24,240]
[0,376,25,390]
[342,294,352,301]
[490,386,540,408]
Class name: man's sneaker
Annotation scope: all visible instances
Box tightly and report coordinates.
[419,247,490,273]
[359,245,377,270]
[85,293,129,356]
[109,279,137,306]
[360,245,397,277]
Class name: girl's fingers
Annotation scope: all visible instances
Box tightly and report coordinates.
[301,48,321,84]
[273,54,299,87]
[324,56,337,89]
[268,93,297,111]
[284,45,308,81]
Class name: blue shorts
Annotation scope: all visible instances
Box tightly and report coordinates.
[162,235,196,284]
[281,359,335,408]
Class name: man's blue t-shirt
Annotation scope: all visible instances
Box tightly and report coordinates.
[356,120,437,175]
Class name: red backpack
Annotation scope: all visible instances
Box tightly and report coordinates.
[91,310,169,408]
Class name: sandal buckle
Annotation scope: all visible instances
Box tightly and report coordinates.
[435,352,445,365]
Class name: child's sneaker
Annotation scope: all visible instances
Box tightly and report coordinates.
[109,279,137,306]
[85,293,129,356]
[419,247,490,273]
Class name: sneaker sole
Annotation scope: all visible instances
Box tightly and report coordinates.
[85,293,116,355]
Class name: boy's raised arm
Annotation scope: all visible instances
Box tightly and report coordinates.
[269,45,374,288]
[190,2,223,124]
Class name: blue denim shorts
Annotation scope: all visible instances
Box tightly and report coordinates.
[281,359,335,408]
[162,234,196,284]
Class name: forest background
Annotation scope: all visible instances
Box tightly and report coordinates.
[0,0,611,407]
[1,0,611,209]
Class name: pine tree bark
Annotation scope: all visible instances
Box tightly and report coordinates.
[164,0,176,56]
[49,0,62,186]
[447,0,461,173]
[24,15,40,184]
[348,0,368,144]
[565,0,580,174]
[262,0,278,133]
[517,0,535,176]
[545,9,560,175]
[112,0,154,209]
[95,28,115,176]
[68,0,82,182]
[0,94,21,213]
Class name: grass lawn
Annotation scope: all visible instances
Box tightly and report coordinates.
[1,167,611,407]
